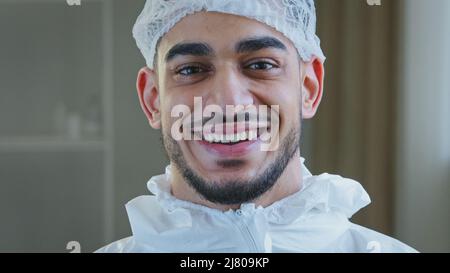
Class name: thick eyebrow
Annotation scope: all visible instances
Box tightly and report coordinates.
[164,36,287,63]
[235,36,287,54]
[165,42,214,63]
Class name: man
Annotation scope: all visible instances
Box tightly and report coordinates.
[97,0,416,253]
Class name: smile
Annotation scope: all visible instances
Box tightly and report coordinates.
[198,130,258,144]
[191,126,265,157]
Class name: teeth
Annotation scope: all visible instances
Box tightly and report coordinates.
[248,130,257,140]
[240,132,247,141]
[205,134,213,142]
[203,131,259,143]
[225,134,234,142]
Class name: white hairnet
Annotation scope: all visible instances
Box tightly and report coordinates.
[132,0,326,69]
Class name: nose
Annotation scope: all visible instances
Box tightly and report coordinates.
[204,65,254,108]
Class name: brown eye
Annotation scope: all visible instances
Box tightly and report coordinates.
[246,61,276,70]
[176,65,205,76]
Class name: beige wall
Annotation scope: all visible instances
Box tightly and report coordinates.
[395,0,450,252]
[311,0,399,235]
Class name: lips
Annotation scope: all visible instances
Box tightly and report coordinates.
[183,120,271,158]
[194,127,267,157]
[197,138,260,157]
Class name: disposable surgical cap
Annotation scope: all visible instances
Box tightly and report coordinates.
[132,0,326,69]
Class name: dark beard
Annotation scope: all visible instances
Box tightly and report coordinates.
[162,125,300,205]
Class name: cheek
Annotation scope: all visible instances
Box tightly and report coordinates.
[160,95,194,135]
[158,98,176,131]
[253,82,301,127]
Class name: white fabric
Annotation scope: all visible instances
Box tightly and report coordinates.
[132,0,326,69]
[96,157,417,253]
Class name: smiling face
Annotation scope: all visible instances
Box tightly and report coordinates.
[137,11,323,205]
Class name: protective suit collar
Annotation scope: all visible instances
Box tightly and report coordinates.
[124,157,371,252]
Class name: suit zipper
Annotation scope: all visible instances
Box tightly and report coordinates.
[234,209,259,252]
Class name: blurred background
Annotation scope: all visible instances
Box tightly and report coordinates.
[0,0,448,252]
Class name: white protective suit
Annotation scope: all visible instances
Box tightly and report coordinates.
[96,157,417,253]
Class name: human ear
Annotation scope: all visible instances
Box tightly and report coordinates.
[136,67,161,129]
[301,58,324,119]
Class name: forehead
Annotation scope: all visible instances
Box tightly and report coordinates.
[157,11,297,58]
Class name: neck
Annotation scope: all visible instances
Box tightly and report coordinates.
[170,152,303,211]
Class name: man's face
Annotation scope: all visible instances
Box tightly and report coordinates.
[148,12,308,204]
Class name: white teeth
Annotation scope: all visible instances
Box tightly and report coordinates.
[248,130,257,140]
[205,134,213,142]
[220,135,227,142]
[225,134,234,142]
[203,131,259,143]
[240,132,247,141]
